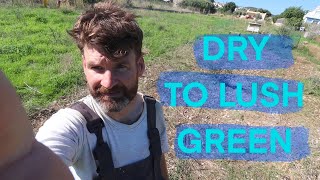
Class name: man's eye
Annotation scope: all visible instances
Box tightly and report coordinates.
[91,66,104,71]
[117,65,128,71]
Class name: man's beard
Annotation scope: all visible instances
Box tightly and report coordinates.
[89,81,138,113]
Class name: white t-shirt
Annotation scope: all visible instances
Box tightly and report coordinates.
[36,94,169,180]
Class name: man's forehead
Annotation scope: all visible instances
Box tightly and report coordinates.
[83,45,135,63]
[83,46,103,60]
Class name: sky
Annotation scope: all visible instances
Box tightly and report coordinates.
[218,0,319,15]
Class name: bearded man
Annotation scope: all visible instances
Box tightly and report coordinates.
[35,2,169,180]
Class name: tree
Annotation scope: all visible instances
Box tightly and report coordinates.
[257,8,272,17]
[280,7,305,19]
[222,2,236,13]
[179,0,216,14]
[280,7,305,29]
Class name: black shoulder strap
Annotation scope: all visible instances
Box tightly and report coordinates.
[144,95,163,180]
[70,97,163,180]
[70,102,115,180]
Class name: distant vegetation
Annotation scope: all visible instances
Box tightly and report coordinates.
[178,0,215,14]
[221,2,236,13]
[279,7,306,29]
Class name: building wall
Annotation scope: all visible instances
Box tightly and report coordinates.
[304,17,320,24]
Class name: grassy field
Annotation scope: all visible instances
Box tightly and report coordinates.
[0,5,248,114]
[1,4,320,179]
[0,6,83,113]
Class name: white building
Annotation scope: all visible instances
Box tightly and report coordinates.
[304,6,320,24]
[247,22,262,33]
[213,2,224,8]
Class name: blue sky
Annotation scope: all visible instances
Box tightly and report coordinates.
[218,0,319,15]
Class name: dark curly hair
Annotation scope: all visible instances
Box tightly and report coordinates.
[68,2,143,59]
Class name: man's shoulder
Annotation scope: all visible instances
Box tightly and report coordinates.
[38,96,93,131]
[140,93,162,105]
[140,93,166,125]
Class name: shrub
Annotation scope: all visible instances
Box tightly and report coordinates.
[304,24,320,40]
[303,78,320,97]
[222,2,236,13]
[35,16,48,23]
[275,24,302,48]
[233,9,246,16]
[275,25,294,36]
[179,0,215,14]
[279,7,305,29]
[147,4,153,10]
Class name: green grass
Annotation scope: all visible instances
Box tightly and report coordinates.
[0,6,248,113]
[136,10,248,61]
[0,6,83,113]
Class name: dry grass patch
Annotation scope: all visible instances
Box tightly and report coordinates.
[140,42,320,179]
[307,43,320,62]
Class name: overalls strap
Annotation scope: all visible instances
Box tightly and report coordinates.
[144,95,163,180]
[70,102,115,179]
[70,95,163,180]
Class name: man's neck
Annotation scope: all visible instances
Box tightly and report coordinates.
[107,94,144,125]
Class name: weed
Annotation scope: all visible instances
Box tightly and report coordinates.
[13,8,23,20]
[303,77,320,97]
[296,45,320,65]
[169,160,193,180]
[158,25,166,31]
[35,16,48,23]
[61,8,76,15]
[147,4,153,10]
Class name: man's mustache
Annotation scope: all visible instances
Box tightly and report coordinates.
[96,85,124,95]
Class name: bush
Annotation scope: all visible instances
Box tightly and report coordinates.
[304,24,320,40]
[287,17,303,30]
[179,0,215,14]
[275,24,302,48]
[222,2,236,13]
[303,77,320,97]
[280,7,305,29]
[257,8,272,17]
[147,4,153,10]
[275,25,294,36]
[233,9,246,16]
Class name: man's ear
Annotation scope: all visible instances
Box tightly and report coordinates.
[137,56,145,77]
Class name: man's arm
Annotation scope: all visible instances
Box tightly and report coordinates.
[0,71,73,179]
[0,140,73,179]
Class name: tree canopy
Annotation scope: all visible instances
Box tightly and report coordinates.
[279,7,306,29]
[222,2,236,13]
[257,8,272,17]
[280,7,305,19]
[244,7,272,17]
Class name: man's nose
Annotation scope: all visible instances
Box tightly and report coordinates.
[100,70,116,89]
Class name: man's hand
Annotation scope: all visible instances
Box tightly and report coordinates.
[0,71,72,179]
